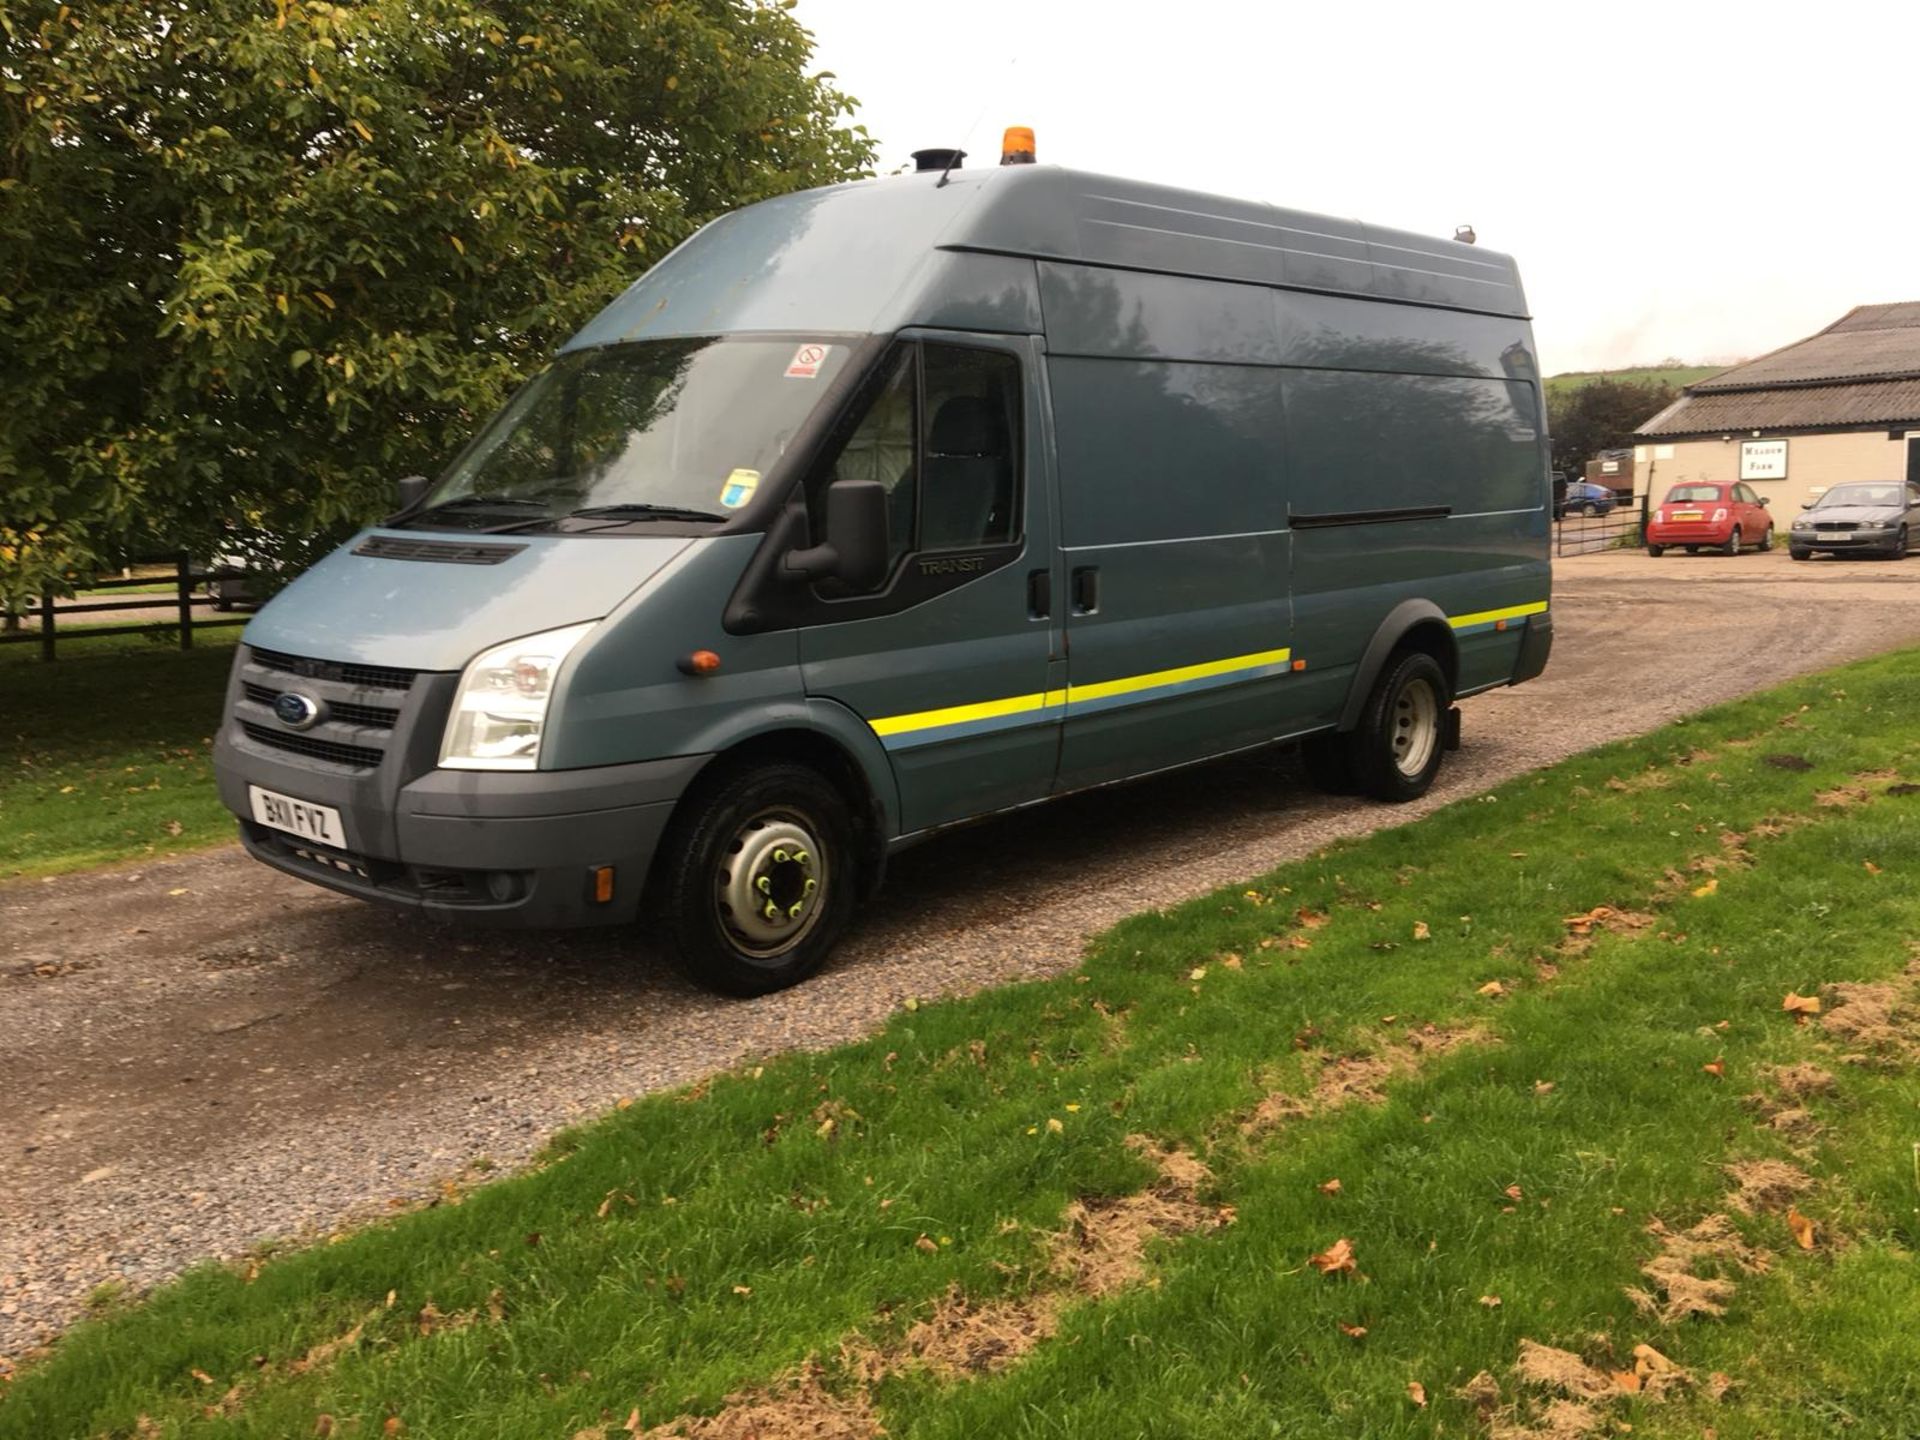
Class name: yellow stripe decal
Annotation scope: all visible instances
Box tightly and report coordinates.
[1064,647,1292,705]
[868,687,1063,739]
[1448,601,1548,630]
[869,649,1291,740]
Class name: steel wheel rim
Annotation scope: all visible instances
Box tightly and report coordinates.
[1390,677,1440,778]
[715,808,829,960]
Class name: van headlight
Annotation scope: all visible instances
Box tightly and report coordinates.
[440,622,596,770]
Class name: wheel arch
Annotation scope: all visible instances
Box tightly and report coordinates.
[1334,600,1459,733]
[667,703,898,900]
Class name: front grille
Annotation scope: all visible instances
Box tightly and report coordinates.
[241,681,399,730]
[240,721,384,770]
[353,535,526,565]
[250,647,420,692]
[1815,523,1859,532]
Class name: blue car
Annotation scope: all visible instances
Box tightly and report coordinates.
[1557,481,1617,518]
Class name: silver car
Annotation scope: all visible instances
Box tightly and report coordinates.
[1788,481,1920,560]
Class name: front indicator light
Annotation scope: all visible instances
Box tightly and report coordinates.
[440,622,596,771]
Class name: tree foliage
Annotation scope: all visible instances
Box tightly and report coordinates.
[1546,377,1677,476]
[0,0,873,609]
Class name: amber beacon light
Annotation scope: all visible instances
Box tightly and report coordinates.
[1000,126,1036,165]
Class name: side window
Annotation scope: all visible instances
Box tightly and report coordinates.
[921,345,1022,551]
[809,349,918,589]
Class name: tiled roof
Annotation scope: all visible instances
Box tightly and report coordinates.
[1634,303,1920,436]
[1692,302,1920,392]
[1635,379,1920,436]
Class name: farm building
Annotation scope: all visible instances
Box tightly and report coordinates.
[1631,302,1920,513]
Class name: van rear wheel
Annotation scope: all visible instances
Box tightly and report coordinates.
[1349,651,1449,803]
[658,760,856,997]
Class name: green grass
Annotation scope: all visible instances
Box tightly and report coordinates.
[0,632,239,878]
[1544,364,1724,397]
[5,654,1920,1437]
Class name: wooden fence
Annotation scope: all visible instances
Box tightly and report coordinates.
[0,554,249,660]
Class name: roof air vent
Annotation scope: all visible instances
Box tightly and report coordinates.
[911,147,965,174]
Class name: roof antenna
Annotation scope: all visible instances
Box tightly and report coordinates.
[937,147,966,189]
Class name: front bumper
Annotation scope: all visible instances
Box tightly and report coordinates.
[1791,530,1899,553]
[212,646,708,927]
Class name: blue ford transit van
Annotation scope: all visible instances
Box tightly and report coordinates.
[212,154,1551,994]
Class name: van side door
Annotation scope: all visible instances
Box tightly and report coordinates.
[1047,354,1296,791]
[794,332,1063,835]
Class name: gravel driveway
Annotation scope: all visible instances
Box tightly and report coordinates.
[6,546,1919,1358]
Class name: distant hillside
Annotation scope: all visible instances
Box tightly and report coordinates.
[1544,364,1724,398]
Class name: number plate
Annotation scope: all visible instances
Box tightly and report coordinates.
[1671,510,1704,520]
[247,785,348,848]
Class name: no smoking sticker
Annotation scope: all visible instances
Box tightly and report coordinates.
[784,343,831,379]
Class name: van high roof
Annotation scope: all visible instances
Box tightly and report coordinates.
[564,165,1528,352]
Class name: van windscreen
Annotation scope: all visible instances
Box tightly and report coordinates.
[420,338,853,526]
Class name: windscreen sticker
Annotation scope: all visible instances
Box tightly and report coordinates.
[784,343,831,379]
[719,468,761,509]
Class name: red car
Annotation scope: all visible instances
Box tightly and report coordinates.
[1646,482,1775,556]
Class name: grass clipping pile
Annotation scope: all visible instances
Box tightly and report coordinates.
[626,1137,1228,1440]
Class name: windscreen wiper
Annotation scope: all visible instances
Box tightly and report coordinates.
[566,502,729,523]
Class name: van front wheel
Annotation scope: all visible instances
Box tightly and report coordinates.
[1350,651,1449,803]
[658,761,857,997]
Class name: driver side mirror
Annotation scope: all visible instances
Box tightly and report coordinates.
[1800,500,1814,509]
[396,474,430,511]
[785,480,890,591]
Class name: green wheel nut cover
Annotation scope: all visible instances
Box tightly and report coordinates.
[756,875,772,894]
[787,902,804,919]
[763,900,779,921]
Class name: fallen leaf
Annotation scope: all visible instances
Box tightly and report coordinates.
[1338,1321,1367,1338]
[1533,1080,1556,1095]
[1407,1380,1427,1407]
[1478,1294,1502,1308]
[382,1421,403,1437]
[1503,1184,1524,1201]
[1864,860,1882,875]
[164,820,184,837]
[168,888,189,897]
[314,1418,335,1438]
[1703,1057,1725,1078]
[1318,1178,1343,1195]
[1611,1369,1643,1393]
[1221,954,1243,970]
[1477,980,1507,998]
[191,1369,215,1385]
[1189,967,1207,981]
[1309,1237,1357,1276]
[1691,878,1719,898]
[1786,1205,1817,1250]
[1632,1342,1680,1376]
[1296,907,1329,930]
[1412,921,1431,941]
[1046,1117,1064,1134]
[623,1409,642,1435]
[1782,992,1822,1021]
[732,1284,753,1295]
[914,1235,938,1254]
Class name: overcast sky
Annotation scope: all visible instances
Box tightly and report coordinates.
[797,0,1920,375]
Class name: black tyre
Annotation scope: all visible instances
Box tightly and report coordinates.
[1647,544,1664,558]
[1581,502,1599,517]
[1722,527,1742,556]
[1684,545,1700,554]
[1758,526,1774,552]
[1300,732,1357,794]
[657,760,858,997]
[1789,546,1811,561]
[1891,527,1909,560]
[1349,650,1449,803]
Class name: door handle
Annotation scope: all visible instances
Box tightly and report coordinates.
[1071,565,1100,615]
[1027,568,1051,619]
